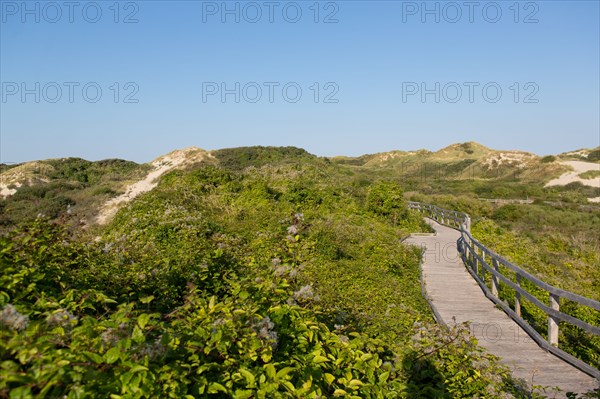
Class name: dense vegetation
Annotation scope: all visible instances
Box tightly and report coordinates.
[0,158,149,231]
[1,146,599,398]
[580,170,600,180]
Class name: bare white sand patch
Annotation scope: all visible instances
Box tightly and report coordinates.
[483,152,536,169]
[0,162,52,198]
[0,184,18,197]
[378,152,401,162]
[588,197,600,203]
[96,147,212,225]
[545,161,600,189]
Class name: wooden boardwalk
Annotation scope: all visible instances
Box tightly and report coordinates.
[406,219,599,397]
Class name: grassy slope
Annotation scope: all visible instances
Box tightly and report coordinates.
[1,147,540,398]
[2,144,599,397]
[0,158,151,231]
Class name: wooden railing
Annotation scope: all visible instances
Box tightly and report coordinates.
[408,201,600,379]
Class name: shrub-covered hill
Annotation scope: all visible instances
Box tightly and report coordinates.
[330,142,597,196]
[1,148,543,398]
[0,157,151,231]
[2,143,598,234]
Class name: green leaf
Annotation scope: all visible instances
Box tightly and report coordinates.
[83,351,103,363]
[348,379,363,389]
[265,364,276,380]
[261,352,272,363]
[207,382,228,394]
[313,355,329,364]
[275,367,295,381]
[281,381,295,393]
[239,368,255,387]
[238,291,250,300]
[9,386,32,399]
[139,295,154,304]
[130,365,148,373]
[301,378,312,391]
[0,291,10,306]
[105,347,120,364]
[360,354,373,362]
[378,371,390,383]
[132,326,145,344]
[137,313,150,329]
[324,373,336,385]
[120,372,133,387]
[233,390,253,399]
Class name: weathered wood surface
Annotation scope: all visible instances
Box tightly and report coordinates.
[406,219,599,396]
[408,201,600,377]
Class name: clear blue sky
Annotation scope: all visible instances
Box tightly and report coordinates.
[1,0,599,163]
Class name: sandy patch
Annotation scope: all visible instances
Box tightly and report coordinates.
[96,147,212,225]
[482,152,536,169]
[0,181,23,197]
[545,161,600,188]
[379,153,397,162]
[0,185,17,197]
[0,162,52,198]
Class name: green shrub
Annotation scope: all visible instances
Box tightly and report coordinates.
[587,150,600,162]
[541,155,556,163]
[579,170,600,180]
[1,218,533,398]
[366,181,407,224]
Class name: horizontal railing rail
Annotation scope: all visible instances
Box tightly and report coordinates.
[408,201,600,379]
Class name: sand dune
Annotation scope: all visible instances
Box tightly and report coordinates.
[96,147,211,224]
[545,161,600,188]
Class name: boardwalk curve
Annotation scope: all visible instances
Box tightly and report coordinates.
[405,212,599,396]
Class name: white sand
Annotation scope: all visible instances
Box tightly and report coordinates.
[96,147,211,224]
[545,161,600,203]
[482,152,536,168]
[0,184,17,197]
[0,162,52,198]
[545,161,600,188]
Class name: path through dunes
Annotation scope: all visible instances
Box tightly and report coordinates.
[405,219,599,397]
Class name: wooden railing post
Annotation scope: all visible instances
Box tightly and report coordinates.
[474,246,479,276]
[481,251,486,282]
[491,258,499,298]
[515,273,522,318]
[548,294,560,346]
[469,237,475,266]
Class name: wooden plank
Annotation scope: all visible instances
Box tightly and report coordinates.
[405,219,599,396]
